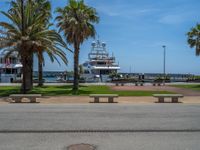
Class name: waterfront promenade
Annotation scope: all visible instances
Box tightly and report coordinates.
[1,83,200,104]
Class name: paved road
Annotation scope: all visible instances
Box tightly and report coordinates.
[1,132,200,150]
[0,104,200,149]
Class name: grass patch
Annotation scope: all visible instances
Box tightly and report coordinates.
[0,85,173,97]
[171,84,200,91]
[0,86,21,97]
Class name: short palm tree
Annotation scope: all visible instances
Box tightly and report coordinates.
[0,0,68,92]
[56,0,99,93]
[33,0,52,87]
[32,0,71,87]
[33,0,65,87]
[187,24,200,55]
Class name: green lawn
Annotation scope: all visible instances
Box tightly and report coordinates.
[0,85,173,97]
[171,84,200,91]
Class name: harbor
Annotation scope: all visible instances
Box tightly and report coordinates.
[0,40,198,84]
[0,0,200,149]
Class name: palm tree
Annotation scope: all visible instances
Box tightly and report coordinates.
[0,0,68,93]
[32,0,51,87]
[33,0,70,87]
[35,30,69,87]
[187,24,200,55]
[33,0,51,87]
[56,0,99,93]
[0,0,38,92]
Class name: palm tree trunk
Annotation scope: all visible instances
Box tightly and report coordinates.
[21,54,33,93]
[73,44,80,93]
[21,57,26,94]
[38,60,43,87]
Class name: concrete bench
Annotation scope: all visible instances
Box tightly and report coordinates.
[90,94,119,103]
[153,94,184,103]
[9,94,42,103]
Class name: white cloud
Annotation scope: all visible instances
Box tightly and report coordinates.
[158,5,199,25]
[96,3,159,18]
[159,13,190,25]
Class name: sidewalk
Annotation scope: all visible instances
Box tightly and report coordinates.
[0,96,200,104]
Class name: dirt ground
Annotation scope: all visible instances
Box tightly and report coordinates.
[111,85,200,96]
[0,96,200,104]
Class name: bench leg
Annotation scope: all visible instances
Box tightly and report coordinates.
[158,97,164,103]
[108,97,114,103]
[14,98,22,103]
[94,97,99,103]
[172,97,178,103]
[30,98,36,103]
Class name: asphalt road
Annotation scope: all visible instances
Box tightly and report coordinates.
[0,104,200,150]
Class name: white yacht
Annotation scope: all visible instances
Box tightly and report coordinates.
[0,51,22,83]
[81,39,120,82]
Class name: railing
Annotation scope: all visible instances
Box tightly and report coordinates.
[90,57,116,61]
[92,64,120,67]
[0,63,21,67]
[1,74,17,77]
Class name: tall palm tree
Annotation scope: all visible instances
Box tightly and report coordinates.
[56,0,99,93]
[0,0,68,93]
[0,0,38,92]
[187,24,200,55]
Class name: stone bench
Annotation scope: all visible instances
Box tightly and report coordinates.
[153,94,184,103]
[89,94,119,103]
[9,94,42,103]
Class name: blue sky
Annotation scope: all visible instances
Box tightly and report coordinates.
[0,0,200,74]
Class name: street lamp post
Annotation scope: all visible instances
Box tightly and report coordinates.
[162,45,166,86]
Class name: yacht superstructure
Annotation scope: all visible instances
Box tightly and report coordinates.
[82,39,120,82]
[0,51,22,83]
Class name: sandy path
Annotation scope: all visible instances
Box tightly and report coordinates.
[0,96,200,104]
[111,85,200,96]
